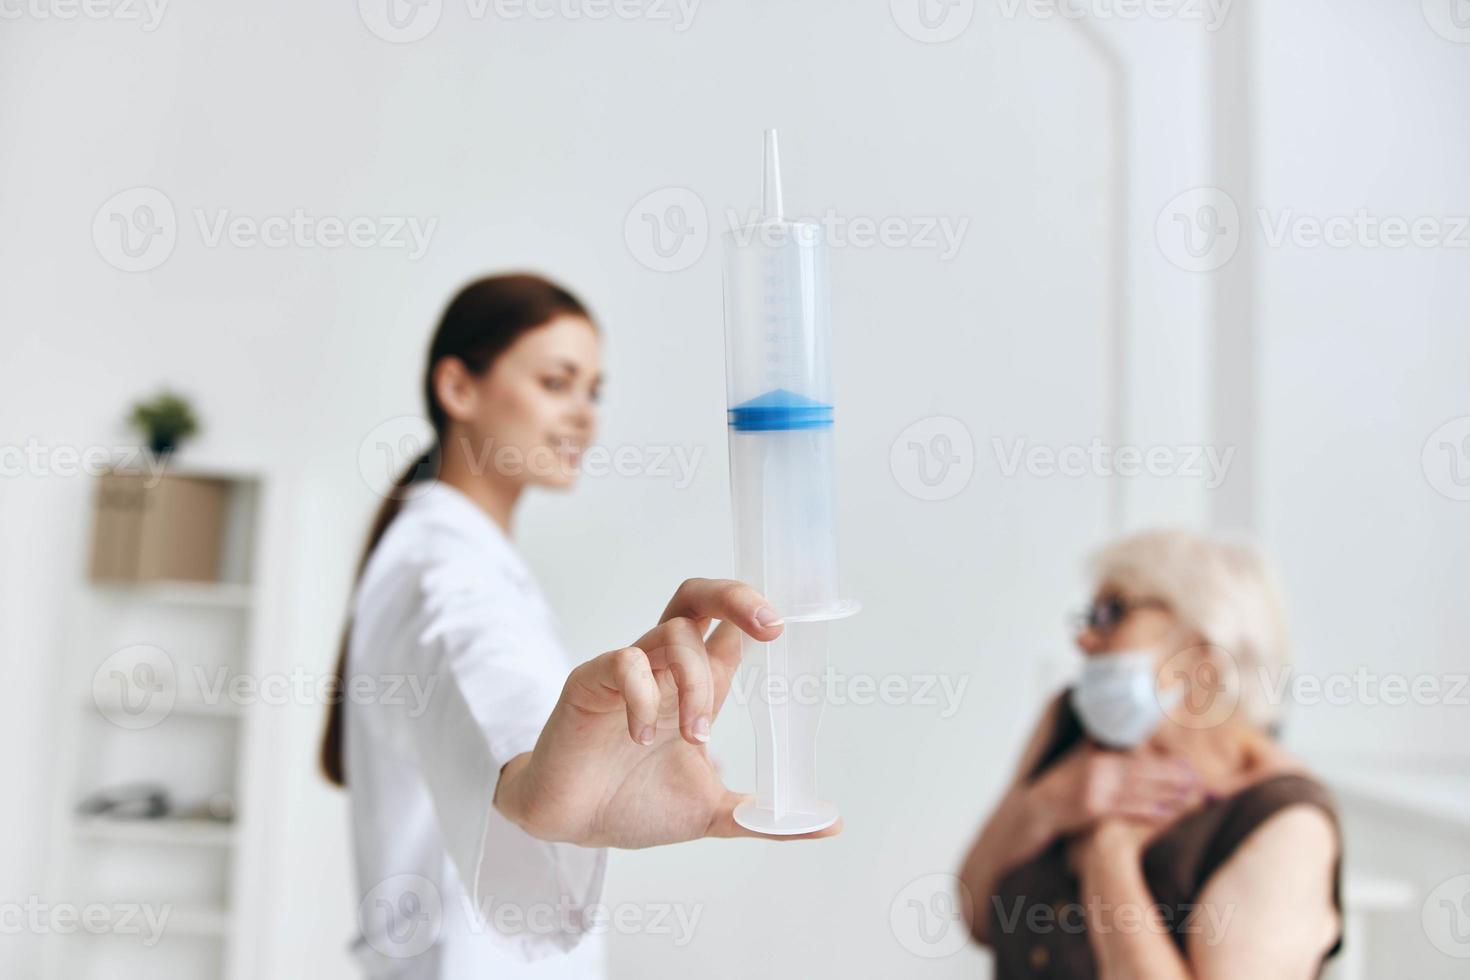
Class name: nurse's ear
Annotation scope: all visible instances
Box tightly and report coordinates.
[432,356,481,423]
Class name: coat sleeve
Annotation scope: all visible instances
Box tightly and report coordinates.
[405,555,608,960]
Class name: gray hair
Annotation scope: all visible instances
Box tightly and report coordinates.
[1089,528,1289,729]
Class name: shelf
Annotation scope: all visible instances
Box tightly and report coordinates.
[91,581,255,609]
[74,818,236,849]
[66,905,234,940]
[87,694,244,721]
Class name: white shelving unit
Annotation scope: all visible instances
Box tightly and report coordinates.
[42,461,281,980]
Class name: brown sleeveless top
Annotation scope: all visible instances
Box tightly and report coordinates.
[988,697,1343,978]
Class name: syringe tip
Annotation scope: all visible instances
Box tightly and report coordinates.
[761,128,784,222]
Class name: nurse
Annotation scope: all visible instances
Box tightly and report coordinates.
[318,274,836,978]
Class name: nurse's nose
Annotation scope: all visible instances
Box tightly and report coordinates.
[566,394,596,434]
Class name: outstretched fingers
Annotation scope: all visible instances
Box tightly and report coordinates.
[660,578,784,642]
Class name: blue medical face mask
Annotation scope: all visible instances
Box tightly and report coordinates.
[1070,649,1182,749]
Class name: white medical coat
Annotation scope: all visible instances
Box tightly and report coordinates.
[344,481,608,978]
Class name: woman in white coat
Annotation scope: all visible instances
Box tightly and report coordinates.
[319,274,836,978]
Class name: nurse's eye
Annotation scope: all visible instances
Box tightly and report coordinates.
[541,376,570,393]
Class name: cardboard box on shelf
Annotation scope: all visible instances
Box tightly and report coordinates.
[90,472,228,583]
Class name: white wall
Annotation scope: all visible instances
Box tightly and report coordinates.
[1245,4,1470,974]
[1253,0,1470,766]
[2,0,1459,977]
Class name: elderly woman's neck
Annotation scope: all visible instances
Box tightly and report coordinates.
[1145,720,1272,788]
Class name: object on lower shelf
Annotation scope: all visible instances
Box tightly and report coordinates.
[76,785,235,824]
[75,783,169,820]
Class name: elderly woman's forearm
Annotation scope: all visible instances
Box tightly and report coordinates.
[1079,846,1194,980]
[959,785,1062,945]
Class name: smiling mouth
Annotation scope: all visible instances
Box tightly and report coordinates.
[551,437,584,461]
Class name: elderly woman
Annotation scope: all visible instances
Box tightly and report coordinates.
[959,530,1341,979]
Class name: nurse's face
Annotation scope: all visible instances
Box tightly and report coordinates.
[456,315,602,489]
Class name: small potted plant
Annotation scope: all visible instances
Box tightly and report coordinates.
[129,390,200,458]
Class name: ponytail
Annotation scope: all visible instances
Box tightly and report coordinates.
[318,274,592,787]
[319,446,439,786]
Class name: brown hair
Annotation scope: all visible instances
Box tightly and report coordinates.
[319,273,593,786]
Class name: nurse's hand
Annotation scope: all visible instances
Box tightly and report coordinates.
[493,578,842,848]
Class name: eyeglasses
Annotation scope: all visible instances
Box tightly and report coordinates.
[1071,595,1169,635]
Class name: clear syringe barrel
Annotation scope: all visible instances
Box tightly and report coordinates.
[722,220,841,617]
[722,131,855,836]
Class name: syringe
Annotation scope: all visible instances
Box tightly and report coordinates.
[722,130,858,835]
